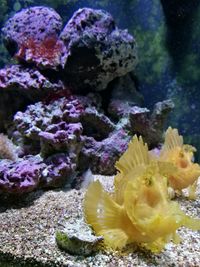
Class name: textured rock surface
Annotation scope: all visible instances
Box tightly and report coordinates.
[56,217,103,256]
[0,65,65,131]
[14,96,86,141]
[0,152,76,195]
[0,155,44,194]
[2,6,63,69]
[129,99,174,146]
[81,129,131,175]
[42,153,75,188]
[0,65,64,95]
[0,6,173,196]
[13,92,173,179]
[60,7,137,91]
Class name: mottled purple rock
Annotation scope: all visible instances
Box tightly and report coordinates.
[39,122,83,157]
[0,65,65,131]
[14,96,85,140]
[60,8,137,91]
[0,156,45,194]
[0,152,76,195]
[0,65,64,94]
[129,99,174,146]
[2,6,63,69]
[81,129,131,175]
[41,153,75,188]
[81,107,115,140]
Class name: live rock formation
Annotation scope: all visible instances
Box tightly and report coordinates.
[0,6,173,196]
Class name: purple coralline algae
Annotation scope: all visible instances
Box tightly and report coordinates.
[0,156,44,194]
[0,6,173,196]
[0,65,64,131]
[41,153,76,188]
[2,6,63,69]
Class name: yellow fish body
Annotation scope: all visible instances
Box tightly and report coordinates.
[160,127,200,197]
[84,135,200,252]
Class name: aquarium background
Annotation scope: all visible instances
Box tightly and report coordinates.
[0,0,200,160]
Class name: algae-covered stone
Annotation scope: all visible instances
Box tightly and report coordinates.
[56,217,103,255]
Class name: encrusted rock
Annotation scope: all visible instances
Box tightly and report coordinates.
[129,99,174,146]
[108,72,143,112]
[41,153,76,188]
[81,129,131,175]
[0,7,174,197]
[0,65,64,95]
[81,107,115,140]
[39,122,84,157]
[2,6,63,69]
[60,7,137,91]
[56,217,103,255]
[14,96,85,141]
[0,65,65,131]
[0,155,45,194]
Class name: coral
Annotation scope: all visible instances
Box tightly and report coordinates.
[0,6,173,197]
[13,94,172,178]
[84,135,200,252]
[0,152,76,194]
[39,122,83,157]
[0,65,64,94]
[14,96,85,141]
[0,133,17,161]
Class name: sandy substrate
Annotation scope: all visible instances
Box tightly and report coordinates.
[0,175,200,267]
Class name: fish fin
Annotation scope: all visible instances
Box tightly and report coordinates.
[115,135,149,175]
[188,181,197,200]
[162,127,183,154]
[157,161,178,177]
[183,215,200,230]
[142,238,166,253]
[99,228,129,250]
[84,180,124,233]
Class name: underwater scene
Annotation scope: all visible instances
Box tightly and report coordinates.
[0,0,200,266]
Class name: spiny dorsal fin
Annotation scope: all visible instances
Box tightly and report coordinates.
[115,135,149,175]
[162,127,183,153]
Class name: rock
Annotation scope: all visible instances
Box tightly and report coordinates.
[129,99,174,147]
[14,96,85,141]
[81,129,131,175]
[39,122,84,157]
[108,72,143,111]
[80,107,115,140]
[56,217,103,255]
[2,6,63,69]
[60,7,137,91]
[0,155,45,194]
[0,65,64,96]
[41,153,76,188]
[0,65,65,131]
